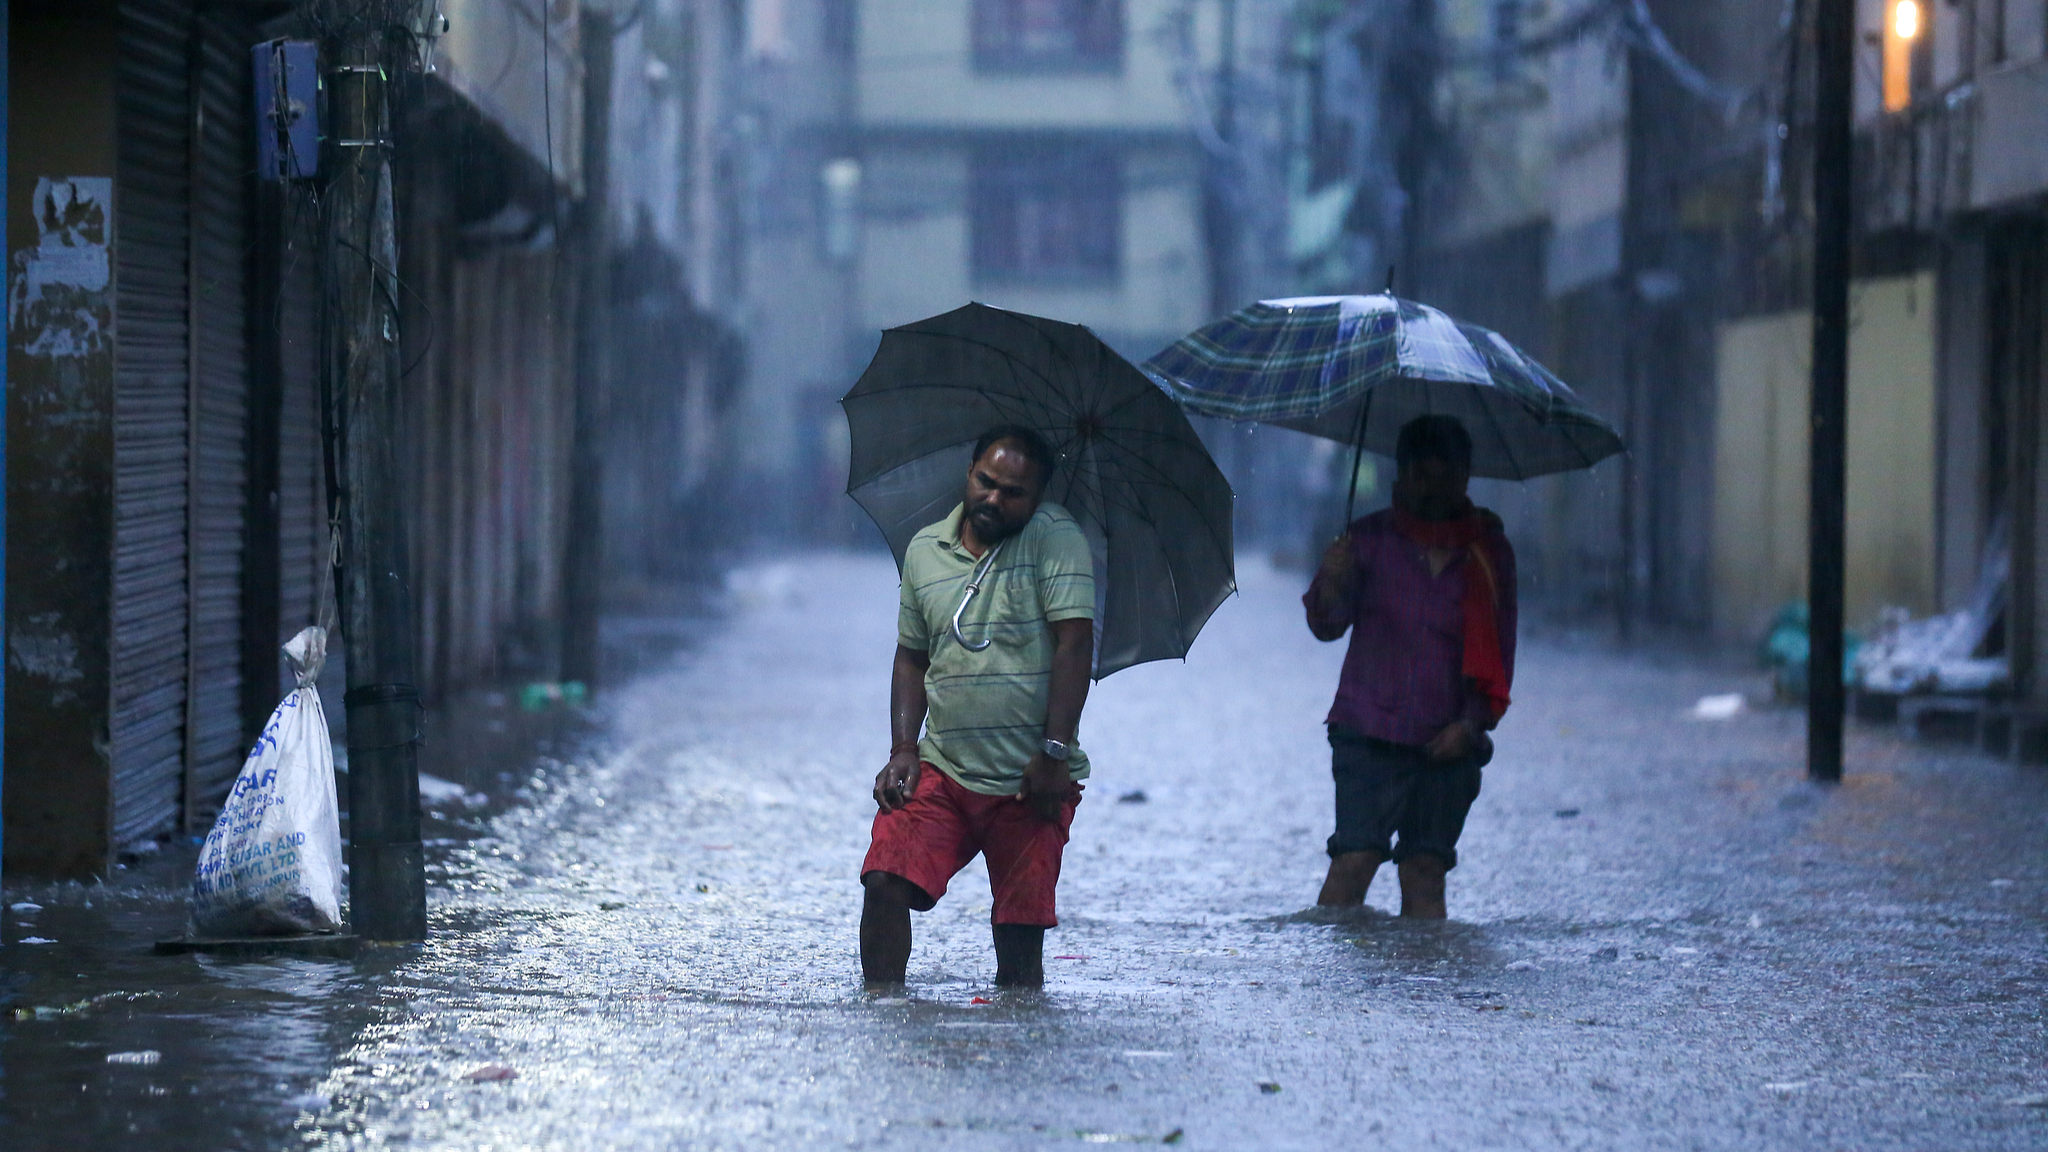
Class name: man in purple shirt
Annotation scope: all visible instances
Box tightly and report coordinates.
[1303,415,1517,919]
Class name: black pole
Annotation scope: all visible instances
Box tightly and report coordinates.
[560,10,614,687]
[1200,0,1239,318]
[1808,0,1852,782]
[327,25,426,938]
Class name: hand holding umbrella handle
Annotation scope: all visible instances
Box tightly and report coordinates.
[950,539,1007,652]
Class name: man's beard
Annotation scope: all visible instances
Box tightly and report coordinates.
[967,504,1026,543]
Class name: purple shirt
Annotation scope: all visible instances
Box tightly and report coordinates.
[1303,509,1518,746]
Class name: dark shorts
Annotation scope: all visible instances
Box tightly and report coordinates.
[1326,724,1484,870]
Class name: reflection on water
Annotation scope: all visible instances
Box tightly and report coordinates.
[6,556,2047,1150]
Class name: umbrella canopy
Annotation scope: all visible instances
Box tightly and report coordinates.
[1142,293,1624,480]
[842,303,1236,679]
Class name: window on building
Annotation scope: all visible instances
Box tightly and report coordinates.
[822,0,856,61]
[971,146,1121,284]
[972,0,1124,72]
[1490,0,1525,83]
[820,158,861,262]
[1883,0,1928,111]
[1306,59,1353,191]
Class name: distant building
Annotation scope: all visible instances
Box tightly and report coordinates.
[732,0,1221,535]
[1276,0,2048,721]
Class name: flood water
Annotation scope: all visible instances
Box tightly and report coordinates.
[4,554,2046,1150]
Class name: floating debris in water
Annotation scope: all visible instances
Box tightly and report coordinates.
[14,991,163,1021]
[1690,693,1745,720]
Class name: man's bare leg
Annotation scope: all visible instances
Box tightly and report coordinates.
[861,872,933,985]
[1397,854,1448,919]
[1318,849,1386,905]
[992,924,1045,987]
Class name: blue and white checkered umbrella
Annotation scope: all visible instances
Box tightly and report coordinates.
[1142,294,1624,482]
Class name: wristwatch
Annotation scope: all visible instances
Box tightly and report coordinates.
[1040,737,1071,761]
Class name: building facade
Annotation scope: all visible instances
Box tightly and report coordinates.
[1269,0,2045,663]
[3,0,744,877]
[725,0,1224,538]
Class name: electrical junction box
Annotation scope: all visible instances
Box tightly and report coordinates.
[254,39,320,181]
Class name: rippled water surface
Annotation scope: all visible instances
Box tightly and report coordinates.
[4,554,2046,1150]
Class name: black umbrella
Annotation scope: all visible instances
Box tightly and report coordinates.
[841,303,1236,679]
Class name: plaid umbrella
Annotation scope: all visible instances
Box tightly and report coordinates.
[1142,294,1625,489]
[842,303,1236,679]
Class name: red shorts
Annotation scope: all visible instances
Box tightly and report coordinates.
[861,763,1079,928]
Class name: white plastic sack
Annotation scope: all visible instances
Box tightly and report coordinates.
[189,626,343,936]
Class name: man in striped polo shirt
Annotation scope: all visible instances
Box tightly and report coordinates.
[861,425,1097,988]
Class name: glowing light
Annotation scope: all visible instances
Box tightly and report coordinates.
[1893,0,1920,40]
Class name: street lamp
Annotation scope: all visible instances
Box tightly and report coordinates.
[1884,0,1921,112]
[1893,0,1920,40]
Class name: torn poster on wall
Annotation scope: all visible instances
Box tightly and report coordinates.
[8,177,113,359]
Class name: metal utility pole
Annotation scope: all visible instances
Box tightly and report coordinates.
[1200,0,1240,318]
[325,19,426,938]
[561,8,615,687]
[1808,0,1852,782]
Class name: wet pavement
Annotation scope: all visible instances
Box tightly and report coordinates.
[5,552,2047,1150]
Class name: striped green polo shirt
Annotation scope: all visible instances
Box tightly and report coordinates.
[899,501,1096,795]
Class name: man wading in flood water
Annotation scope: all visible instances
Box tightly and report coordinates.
[1305,415,1516,918]
[861,426,1096,987]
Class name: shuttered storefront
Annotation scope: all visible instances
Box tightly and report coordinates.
[244,9,332,751]
[111,0,252,846]
[185,7,255,831]
[274,221,328,671]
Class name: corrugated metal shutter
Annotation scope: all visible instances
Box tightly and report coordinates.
[184,7,253,831]
[112,0,197,848]
[276,226,327,654]
[244,15,328,737]
[111,0,252,846]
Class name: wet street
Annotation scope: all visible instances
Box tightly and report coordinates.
[5,552,2048,1150]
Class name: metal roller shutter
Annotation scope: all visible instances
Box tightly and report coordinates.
[244,14,329,746]
[111,0,252,847]
[276,220,327,665]
[112,0,197,848]
[184,7,253,832]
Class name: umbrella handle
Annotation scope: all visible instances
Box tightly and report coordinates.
[950,539,1008,652]
[1342,390,1373,527]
